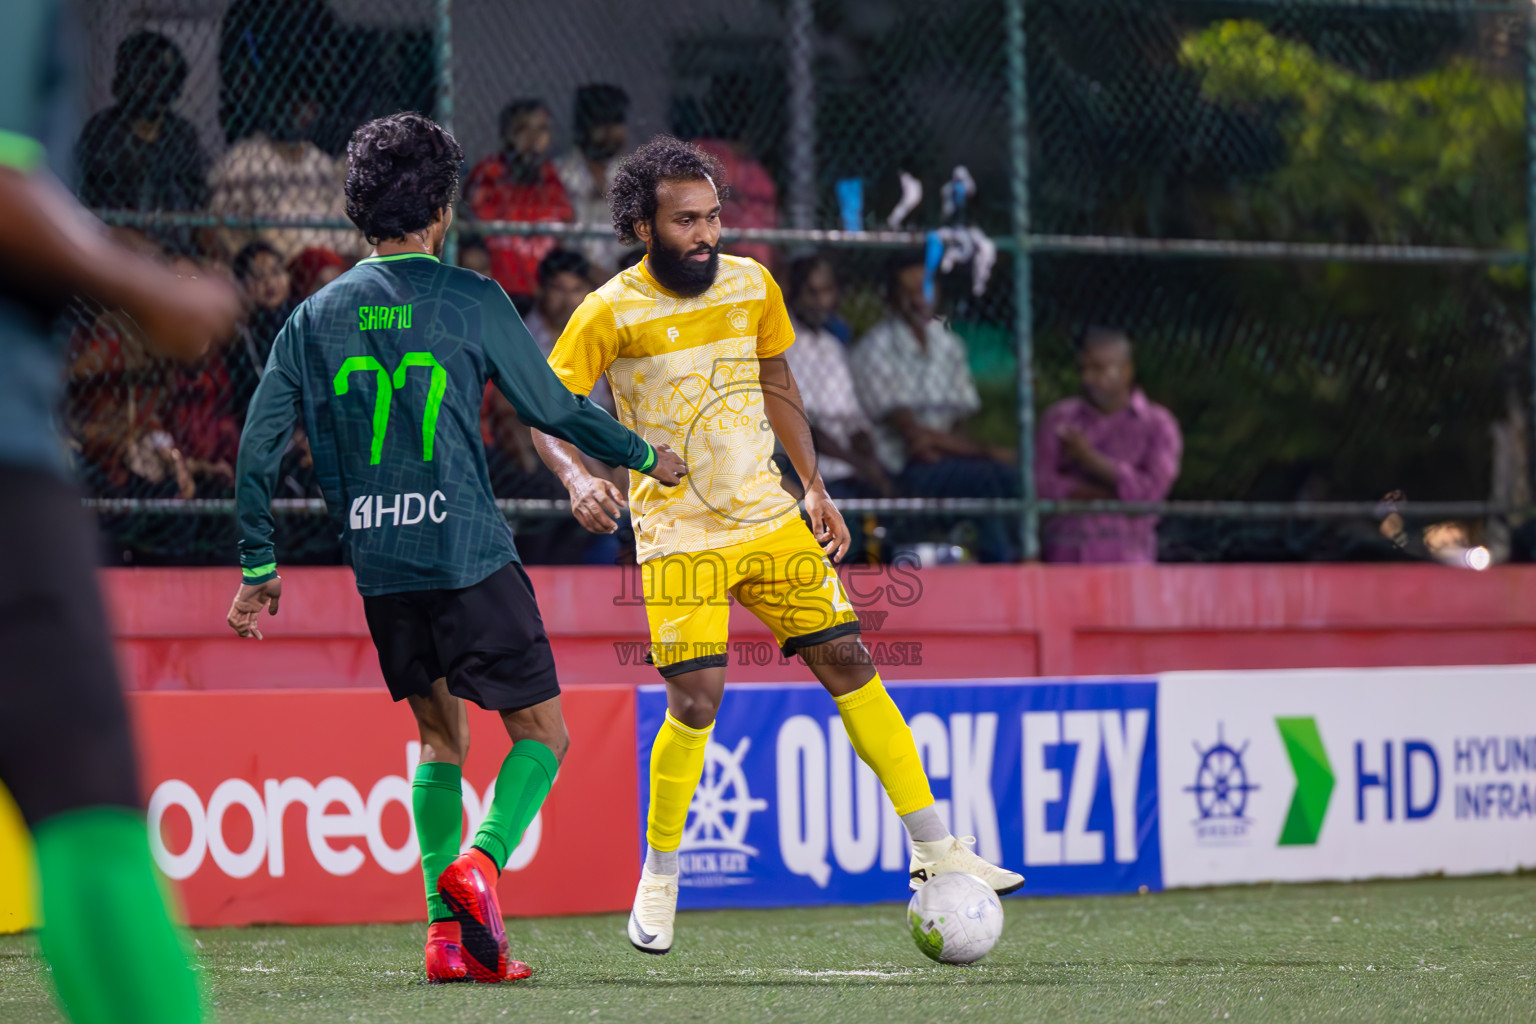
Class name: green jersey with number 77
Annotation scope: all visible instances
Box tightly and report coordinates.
[235,251,660,595]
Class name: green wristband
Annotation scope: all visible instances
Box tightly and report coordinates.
[638,443,656,473]
[242,562,277,582]
[0,130,43,172]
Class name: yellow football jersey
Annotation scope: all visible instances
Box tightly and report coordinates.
[547,254,801,561]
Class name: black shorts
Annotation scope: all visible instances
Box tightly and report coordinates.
[362,561,560,713]
[0,465,141,826]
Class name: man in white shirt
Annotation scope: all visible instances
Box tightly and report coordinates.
[553,84,631,276]
[209,96,367,260]
[851,253,1019,561]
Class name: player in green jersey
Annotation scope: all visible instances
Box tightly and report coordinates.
[226,112,686,983]
[1,5,243,1023]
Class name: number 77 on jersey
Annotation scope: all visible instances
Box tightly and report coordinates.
[333,352,448,464]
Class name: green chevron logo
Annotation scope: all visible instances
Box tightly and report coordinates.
[1276,716,1334,846]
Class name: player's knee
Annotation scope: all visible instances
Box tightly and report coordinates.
[415,718,468,765]
[528,717,570,763]
[804,637,876,695]
[410,700,469,764]
[547,725,570,764]
[667,688,719,730]
[501,707,569,762]
[418,735,467,766]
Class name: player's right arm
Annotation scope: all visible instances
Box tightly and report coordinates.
[227,323,301,638]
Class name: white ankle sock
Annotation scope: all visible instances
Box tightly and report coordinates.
[645,846,678,875]
[901,806,950,844]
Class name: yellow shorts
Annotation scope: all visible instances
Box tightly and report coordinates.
[643,519,861,676]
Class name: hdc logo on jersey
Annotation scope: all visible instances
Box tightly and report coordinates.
[348,491,449,530]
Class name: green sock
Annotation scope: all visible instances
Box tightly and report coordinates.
[33,806,202,1024]
[412,761,463,923]
[472,741,558,870]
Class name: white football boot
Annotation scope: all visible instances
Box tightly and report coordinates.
[626,867,679,955]
[909,836,1025,895]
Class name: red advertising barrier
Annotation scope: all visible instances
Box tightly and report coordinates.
[104,564,1536,690]
[130,687,637,926]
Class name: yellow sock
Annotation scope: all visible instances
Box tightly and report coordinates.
[834,674,934,816]
[646,711,713,852]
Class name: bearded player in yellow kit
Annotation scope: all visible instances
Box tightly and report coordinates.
[532,135,1023,955]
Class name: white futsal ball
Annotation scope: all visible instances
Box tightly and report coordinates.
[907,872,1004,964]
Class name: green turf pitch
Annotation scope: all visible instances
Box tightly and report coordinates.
[2,876,1533,1023]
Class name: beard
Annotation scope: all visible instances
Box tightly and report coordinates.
[646,233,719,297]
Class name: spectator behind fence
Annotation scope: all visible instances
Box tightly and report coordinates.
[227,241,291,418]
[480,248,617,563]
[458,237,492,278]
[287,246,345,302]
[64,305,190,500]
[76,32,208,224]
[524,249,613,411]
[692,132,778,271]
[164,252,241,496]
[686,78,779,271]
[555,84,631,276]
[482,248,610,477]
[465,98,573,302]
[1036,327,1182,563]
[209,93,366,260]
[852,252,1018,562]
[783,255,889,500]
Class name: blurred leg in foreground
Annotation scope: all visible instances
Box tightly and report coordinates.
[0,468,203,1023]
[0,11,239,1011]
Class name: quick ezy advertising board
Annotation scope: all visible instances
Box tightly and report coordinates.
[636,679,1163,908]
[1158,665,1536,887]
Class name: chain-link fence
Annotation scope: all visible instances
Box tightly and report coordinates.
[62,0,1534,567]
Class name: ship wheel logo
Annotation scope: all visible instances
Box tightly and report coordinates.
[1185,724,1259,821]
[680,736,768,855]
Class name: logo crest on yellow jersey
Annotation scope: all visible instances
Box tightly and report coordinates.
[728,308,750,335]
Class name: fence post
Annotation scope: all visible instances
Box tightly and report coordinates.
[435,0,458,265]
[1527,2,1536,514]
[1006,0,1037,561]
[786,0,816,232]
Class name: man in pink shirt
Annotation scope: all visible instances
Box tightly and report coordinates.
[1035,327,1182,562]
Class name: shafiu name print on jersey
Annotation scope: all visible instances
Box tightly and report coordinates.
[548,255,800,561]
[358,304,413,330]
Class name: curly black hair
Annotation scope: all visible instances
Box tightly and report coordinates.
[345,112,464,244]
[607,134,725,247]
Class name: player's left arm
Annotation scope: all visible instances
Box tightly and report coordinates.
[227,323,301,638]
[757,268,850,562]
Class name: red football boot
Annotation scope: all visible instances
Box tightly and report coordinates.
[437,849,511,983]
[424,920,468,983]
